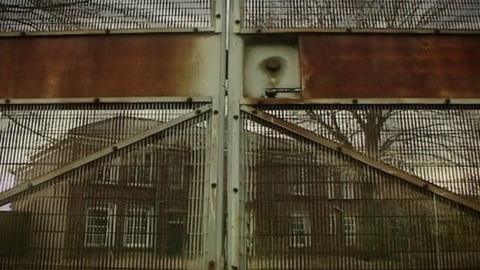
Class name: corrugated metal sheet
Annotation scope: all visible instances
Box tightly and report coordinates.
[0,0,212,32]
[0,102,211,269]
[243,0,480,31]
[241,108,480,269]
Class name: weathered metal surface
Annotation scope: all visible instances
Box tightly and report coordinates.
[300,34,480,98]
[0,0,212,33]
[242,0,480,31]
[0,34,220,98]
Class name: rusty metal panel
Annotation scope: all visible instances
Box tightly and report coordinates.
[242,0,480,31]
[241,107,480,269]
[0,102,212,269]
[300,34,480,99]
[0,0,213,33]
[0,34,221,98]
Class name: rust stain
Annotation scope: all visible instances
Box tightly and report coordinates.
[300,34,480,98]
[0,34,200,98]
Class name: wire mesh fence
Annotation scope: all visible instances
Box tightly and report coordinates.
[0,102,212,269]
[240,106,480,270]
[243,0,480,31]
[0,0,212,33]
[255,104,480,203]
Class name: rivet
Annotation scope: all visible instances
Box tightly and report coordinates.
[211,183,217,189]
[213,110,219,115]
[352,99,358,104]
[186,97,193,103]
[235,20,241,25]
[233,115,239,120]
[5,99,11,104]
[233,188,239,193]
[196,109,202,114]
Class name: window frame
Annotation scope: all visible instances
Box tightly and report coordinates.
[123,204,155,249]
[128,152,154,188]
[93,156,121,185]
[289,212,312,248]
[342,183,355,199]
[344,216,356,247]
[84,203,116,248]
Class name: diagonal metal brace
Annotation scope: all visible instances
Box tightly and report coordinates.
[241,105,480,214]
[0,104,211,205]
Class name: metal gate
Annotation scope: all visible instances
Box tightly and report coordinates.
[235,104,480,269]
[0,100,222,269]
[3,1,480,270]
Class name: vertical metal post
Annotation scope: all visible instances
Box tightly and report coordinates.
[204,0,227,269]
[227,0,245,268]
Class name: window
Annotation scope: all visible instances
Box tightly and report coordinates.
[327,182,336,199]
[329,214,337,235]
[94,157,121,185]
[124,205,154,248]
[344,217,356,247]
[289,213,311,248]
[84,203,116,248]
[289,167,307,196]
[128,152,153,187]
[342,183,355,199]
[328,182,354,199]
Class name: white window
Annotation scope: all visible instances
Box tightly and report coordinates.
[344,217,356,247]
[94,157,121,185]
[128,152,153,187]
[124,205,154,248]
[329,214,337,235]
[289,213,311,248]
[84,203,116,247]
[342,183,355,199]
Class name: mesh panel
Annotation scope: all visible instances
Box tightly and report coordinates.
[256,104,480,203]
[243,0,480,31]
[0,107,211,269]
[0,0,212,33]
[0,102,205,194]
[241,111,480,269]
